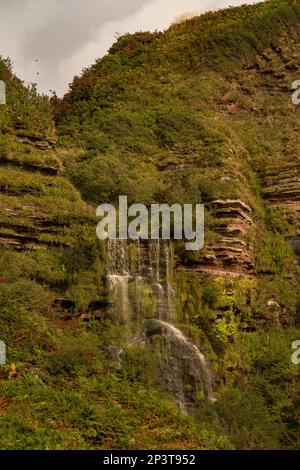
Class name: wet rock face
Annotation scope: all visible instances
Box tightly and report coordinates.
[262,164,300,262]
[144,319,214,414]
[179,199,254,277]
[106,241,216,414]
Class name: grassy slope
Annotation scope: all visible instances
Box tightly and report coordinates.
[0,0,299,449]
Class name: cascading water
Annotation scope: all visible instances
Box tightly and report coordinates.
[144,319,215,413]
[107,238,174,325]
[106,238,215,413]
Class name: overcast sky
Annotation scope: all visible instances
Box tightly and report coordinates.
[0,0,260,96]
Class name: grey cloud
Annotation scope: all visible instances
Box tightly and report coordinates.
[25,0,151,61]
[0,0,151,93]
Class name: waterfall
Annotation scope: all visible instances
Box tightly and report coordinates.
[107,240,132,328]
[106,238,215,412]
[164,241,176,323]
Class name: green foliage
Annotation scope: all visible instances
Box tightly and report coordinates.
[256,233,295,275]
[0,57,53,137]
[175,274,242,346]
[196,328,300,449]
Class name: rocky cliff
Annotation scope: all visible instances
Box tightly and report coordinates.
[0,0,299,450]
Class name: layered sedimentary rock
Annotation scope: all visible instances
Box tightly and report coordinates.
[205,199,254,274]
[0,135,94,250]
[178,199,254,277]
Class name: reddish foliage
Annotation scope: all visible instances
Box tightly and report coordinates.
[109,31,161,56]
[51,72,98,123]
[50,93,73,124]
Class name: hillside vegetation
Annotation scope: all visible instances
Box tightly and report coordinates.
[0,0,299,449]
